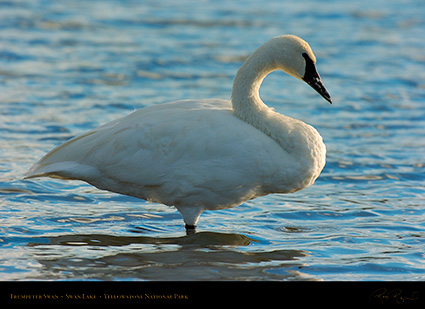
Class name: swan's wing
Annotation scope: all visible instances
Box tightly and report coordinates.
[25,100,225,181]
[25,99,289,206]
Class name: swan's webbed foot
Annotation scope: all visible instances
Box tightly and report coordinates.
[185,224,197,235]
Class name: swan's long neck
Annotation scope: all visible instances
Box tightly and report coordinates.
[231,47,276,121]
[231,45,326,186]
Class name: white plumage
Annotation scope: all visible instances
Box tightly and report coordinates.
[25,35,332,231]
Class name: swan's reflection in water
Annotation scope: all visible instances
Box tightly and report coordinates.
[41,231,254,247]
[28,232,308,280]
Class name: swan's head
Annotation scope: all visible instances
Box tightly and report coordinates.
[269,35,332,103]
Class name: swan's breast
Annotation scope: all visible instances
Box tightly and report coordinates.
[245,109,326,193]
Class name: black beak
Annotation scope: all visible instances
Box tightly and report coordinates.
[302,53,332,104]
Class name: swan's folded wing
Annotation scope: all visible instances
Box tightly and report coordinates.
[24,99,241,190]
[24,99,293,206]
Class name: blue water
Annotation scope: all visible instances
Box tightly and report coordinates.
[1,0,424,281]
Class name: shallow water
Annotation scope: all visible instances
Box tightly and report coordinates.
[1,0,424,281]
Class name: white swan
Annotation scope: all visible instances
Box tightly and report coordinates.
[25,35,332,233]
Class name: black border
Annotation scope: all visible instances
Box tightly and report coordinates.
[1,281,424,306]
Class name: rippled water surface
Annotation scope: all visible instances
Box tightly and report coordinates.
[1,0,424,281]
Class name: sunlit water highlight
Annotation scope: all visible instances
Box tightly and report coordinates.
[1,0,424,280]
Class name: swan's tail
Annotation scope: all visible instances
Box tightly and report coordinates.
[24,160,101,181]
[24,130,102,181]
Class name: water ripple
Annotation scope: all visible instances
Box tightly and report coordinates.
[1,0,425,281]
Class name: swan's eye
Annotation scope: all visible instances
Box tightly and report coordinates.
[302,53,317,79]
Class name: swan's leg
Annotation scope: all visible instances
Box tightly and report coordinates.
[185,224,197,235]
[177,206,202,234]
